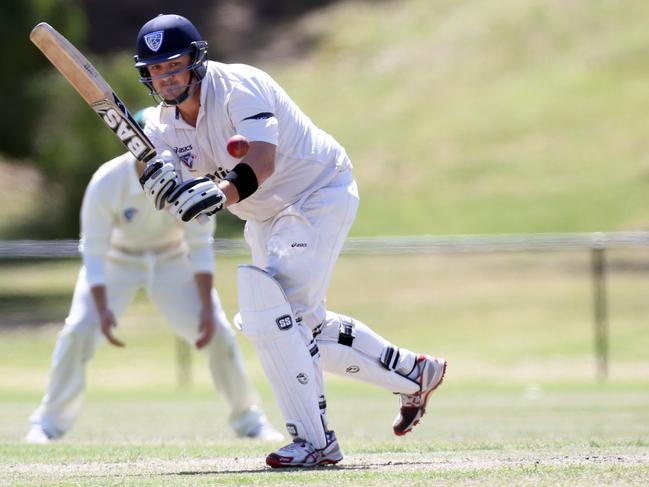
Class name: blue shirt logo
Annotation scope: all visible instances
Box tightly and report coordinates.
[124,208,138,222]
[179,152,194,169]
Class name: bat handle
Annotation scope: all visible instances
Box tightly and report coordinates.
[197,214,211,225]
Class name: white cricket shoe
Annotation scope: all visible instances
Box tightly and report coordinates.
[25,425,57,444]
[246,422,285,442]
[266,430,343,468]
[393,354,447,436]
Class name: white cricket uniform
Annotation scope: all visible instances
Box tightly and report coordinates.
[145,61,356,328]
[145,62,423,446]
[30,153,267,438]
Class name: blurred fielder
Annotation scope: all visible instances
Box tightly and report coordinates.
[26,108,283,444]
[135,14,447,467]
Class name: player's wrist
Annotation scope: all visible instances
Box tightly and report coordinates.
[224,163,258,201]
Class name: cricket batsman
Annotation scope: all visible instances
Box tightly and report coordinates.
[135,14,447,467]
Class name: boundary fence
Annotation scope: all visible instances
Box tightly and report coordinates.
[4,231,649,381]
[3,231,649,257]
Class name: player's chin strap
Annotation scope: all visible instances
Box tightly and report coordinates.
[159,75,201,106]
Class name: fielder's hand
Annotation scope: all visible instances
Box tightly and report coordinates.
[99,308,125,347]
[166,177,226,222]
[195,307,216,349]
[139,150,180,210]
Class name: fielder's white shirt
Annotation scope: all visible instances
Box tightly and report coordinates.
[79,152,215,285]
[144,61,353,222]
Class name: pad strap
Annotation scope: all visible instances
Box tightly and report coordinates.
[337,315,356,346]
[380,346,401,371]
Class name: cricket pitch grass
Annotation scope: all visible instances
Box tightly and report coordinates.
[1,253,649,485]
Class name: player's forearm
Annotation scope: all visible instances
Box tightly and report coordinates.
[90,285,109,313]
[83,253,108,287]
[194,272,214,310]
[218,141,275,206]
[241,141,275,184]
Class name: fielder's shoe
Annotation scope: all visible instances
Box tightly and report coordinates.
[24,425,58,444]
[246,422,285,442]
[266,430,343,468]
[393,354,447,436]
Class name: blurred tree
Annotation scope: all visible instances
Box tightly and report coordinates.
[80,0,338,59]
[23,54,148,238]
[0,0,86,158]
[80,1,215,54]
[5,0,339,238]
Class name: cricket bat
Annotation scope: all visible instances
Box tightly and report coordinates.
[29,22,157,163]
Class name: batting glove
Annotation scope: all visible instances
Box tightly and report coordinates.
[139,150,180,210]
[166,177,227,222]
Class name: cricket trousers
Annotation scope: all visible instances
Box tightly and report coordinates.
[30,249,265,438]
[243,170,422,437]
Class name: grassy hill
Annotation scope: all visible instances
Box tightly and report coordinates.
[5,0,649,237]
[265,0,649,235]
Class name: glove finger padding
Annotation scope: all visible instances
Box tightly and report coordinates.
[167,177,226,222]
[139,151,181,210]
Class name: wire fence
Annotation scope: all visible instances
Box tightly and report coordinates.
[2,231,649,258]
[3,231,648,381]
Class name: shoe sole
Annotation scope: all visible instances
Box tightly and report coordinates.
[394,357,447,436]
[266,456,343,468]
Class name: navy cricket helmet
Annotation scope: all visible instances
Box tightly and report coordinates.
[134,14,208,105]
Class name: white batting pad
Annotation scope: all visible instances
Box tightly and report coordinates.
[237,265,327,449]
[316,312,420,394]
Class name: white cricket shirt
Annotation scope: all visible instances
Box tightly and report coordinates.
[79,152,215,285]
[144,61,353,222]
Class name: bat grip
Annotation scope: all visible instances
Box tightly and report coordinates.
[197,214,210,225]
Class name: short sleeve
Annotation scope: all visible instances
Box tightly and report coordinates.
[227,82,279,146]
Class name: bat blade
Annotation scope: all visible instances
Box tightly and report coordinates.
[30,22,156,162]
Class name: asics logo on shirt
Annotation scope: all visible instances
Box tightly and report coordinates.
[174,145,195,169]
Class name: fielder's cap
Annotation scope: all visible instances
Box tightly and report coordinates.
[134,106,157,128]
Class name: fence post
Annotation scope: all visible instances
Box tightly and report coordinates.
[591,239,609,381]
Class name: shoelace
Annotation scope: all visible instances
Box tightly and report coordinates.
[400,392,424,408]
[398,360,433,408]
[280,438,315,453]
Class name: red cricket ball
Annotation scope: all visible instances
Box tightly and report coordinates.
[226,135,250,158]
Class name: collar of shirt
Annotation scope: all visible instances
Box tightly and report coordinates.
[167,78,211,130]
[165,105,194,131]
[169,67,212,130]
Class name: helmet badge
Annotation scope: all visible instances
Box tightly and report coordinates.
[144,31,164,52]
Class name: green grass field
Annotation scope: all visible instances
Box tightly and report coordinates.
[2,0,649,484]
[268,0,649,235]
[1,253,649,485]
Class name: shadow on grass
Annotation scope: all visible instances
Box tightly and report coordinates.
[73,460,440,480]
[175,460,431,475]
